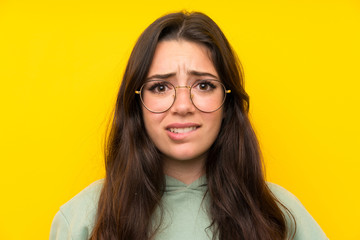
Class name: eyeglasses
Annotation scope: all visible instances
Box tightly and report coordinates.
[135,79,231,113]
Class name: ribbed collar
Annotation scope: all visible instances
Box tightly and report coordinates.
[165,175,208,192]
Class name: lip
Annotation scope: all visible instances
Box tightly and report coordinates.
[165,122,200,141]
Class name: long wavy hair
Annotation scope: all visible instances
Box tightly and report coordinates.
[90,11,295,240]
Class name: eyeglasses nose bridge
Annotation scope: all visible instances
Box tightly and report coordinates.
[175,85,191,90]
[174,85,193,99]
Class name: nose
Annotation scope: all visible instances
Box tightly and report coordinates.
[170,86,195,115]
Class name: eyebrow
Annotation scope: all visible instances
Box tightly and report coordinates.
[146,73,176,80]
[146,70,218,80]
[188,70,218,79]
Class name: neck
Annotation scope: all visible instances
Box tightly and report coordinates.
[163,154,205,185]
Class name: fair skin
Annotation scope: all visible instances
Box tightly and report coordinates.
[142,40,223,184]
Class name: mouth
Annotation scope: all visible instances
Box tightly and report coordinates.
[166,123,201,136]
[168,126,198,134]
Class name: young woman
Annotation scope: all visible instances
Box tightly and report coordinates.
[50,11,328,240]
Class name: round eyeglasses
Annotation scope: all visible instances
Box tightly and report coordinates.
[135,79,231,113]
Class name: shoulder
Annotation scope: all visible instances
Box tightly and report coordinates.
[50,179,104,240]
[60,179,104,218]
[267,182,328,240]
[267,182,303,210]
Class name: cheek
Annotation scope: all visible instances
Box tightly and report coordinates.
[142,108,165,139]
[209,110,223,130]
[201,110,223,144]
[213,111,224,137]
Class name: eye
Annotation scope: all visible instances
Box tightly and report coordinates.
[194,80,217,92]
[146,81,172,94]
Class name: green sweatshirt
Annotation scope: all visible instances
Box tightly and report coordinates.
[50,176,328,240]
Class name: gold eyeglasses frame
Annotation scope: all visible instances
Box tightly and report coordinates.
[135,79,231,113]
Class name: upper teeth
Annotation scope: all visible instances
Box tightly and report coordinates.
[169,127,197,133]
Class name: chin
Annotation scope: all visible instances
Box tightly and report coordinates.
[165,150,207,162]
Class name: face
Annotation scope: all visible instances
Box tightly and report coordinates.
[142,40,223,165]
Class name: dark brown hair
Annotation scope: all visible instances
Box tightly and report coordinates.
[90,11,295,240]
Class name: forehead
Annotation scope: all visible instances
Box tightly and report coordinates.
[147,40,218,79]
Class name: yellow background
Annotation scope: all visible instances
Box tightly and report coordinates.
[0,0,359,239]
